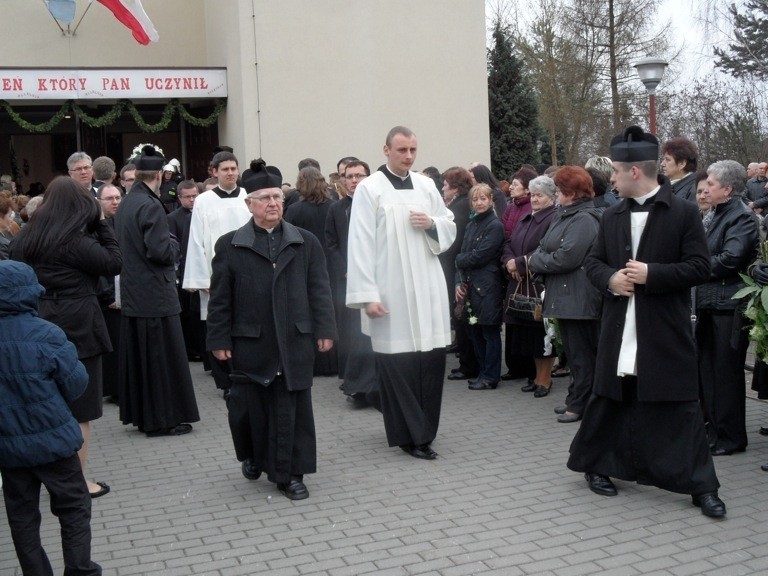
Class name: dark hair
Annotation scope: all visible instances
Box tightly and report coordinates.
[385,126,414,146]
[511,167,538,190]
[586,167,608,197]
[694,170,708,186]
[442,167,473,197]
[344,160,370,176]
[120,163,136,179]
[211,151,238,169]
[296,166,330,204]
[661,137,698,173]
[14,176,101,261]
[177,179,197,194]
[469,164,500,189]
[421,166,442,189]
[554,166,595,201]
[298,158,321,171]
[337,156,359,172]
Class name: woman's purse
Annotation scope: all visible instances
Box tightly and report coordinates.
[505,260,542,322]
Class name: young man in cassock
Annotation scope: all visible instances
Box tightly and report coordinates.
[206,161,336,500]
[182,151,251,396]
[346,126,456,460]
[114,145,200,437]
[569,126,726,518]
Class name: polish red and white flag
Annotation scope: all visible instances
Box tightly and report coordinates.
[96,0,159,45]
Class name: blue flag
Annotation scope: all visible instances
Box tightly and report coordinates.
[47,0,77,25]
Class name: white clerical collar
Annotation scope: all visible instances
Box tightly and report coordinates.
[634,185,660,205]
[219,184,238,193]
[385,165,410,181]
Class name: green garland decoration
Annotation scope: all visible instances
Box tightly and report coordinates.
[0,98,226,133]
[72,100,127,128]
[0,100,70,133]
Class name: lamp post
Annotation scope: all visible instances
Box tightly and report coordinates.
[633,57,668,135]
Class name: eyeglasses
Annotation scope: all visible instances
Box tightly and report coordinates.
[179,194,198,200]
[345,173,367,180]
[250,193,284,203]
[69,166,92,173]
[99,196,121,202]
[122,178,135,183]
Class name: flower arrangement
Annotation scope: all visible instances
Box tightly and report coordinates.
[130,143,164,161]
[734,241,768,362]
[465,292,478,325]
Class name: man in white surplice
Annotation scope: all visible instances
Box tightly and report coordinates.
[346,126,456,460]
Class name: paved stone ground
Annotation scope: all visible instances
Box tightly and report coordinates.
[2,357,768,576]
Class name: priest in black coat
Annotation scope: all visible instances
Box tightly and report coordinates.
[568,126,726,518]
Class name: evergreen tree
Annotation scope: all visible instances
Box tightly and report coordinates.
[714,0,768,79]
[488,22,541,179]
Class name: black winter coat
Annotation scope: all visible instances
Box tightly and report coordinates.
[114,181,180,317]
[696,196,760,310]
[206,220,337,391]
[585,180,711,402]
[455,210,505,325]
[672,172,697,203]
[439,193,472,305]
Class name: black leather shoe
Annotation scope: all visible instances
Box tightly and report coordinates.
[533,385,551,398]
[468,379,498,390]
[710,446,745,456]
[500,372,515,381]
[447,371,469,381]
[406,444,437,460]
[554,405,567,415]
[692,492,726,518]
[241,458,261,480]
[277,477,309,500]
[761,463,768,472]
[521,380,536,392]
[585,473,617,497]
[759,427,768,436]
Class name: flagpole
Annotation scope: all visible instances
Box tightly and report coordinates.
[42,0,67,35]
[72,0,95,36]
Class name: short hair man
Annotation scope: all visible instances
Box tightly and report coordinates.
[113,145,200,437]
[570,126,725,518]
[67,152,93,188]
[207,161,337,500]
[747,162,768,212]
[660,136,698,202]
[325,160,376,405]
[167,180,203,361]
[92,156,116,195]
[182,152,252,394]
[96,183,122,219]
[119,163,136,193]
[346,126,457,460]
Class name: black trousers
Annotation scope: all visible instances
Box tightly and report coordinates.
[697,309,749,452]
[376,349,446,448]
[558,319,600,415]
[1,454,101,576]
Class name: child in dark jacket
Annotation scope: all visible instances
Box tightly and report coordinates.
[0,260,101,575]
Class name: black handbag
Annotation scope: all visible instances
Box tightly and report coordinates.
[505,266,542,322]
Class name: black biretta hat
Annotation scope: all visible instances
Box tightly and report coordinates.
[609,126,659,163]
[241,159,282,193]
[134,145,165,171]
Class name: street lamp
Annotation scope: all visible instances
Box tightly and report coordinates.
[634,57,668,135]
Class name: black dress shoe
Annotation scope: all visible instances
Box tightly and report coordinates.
[692,492,726,518]
[241,458,261,480]
[447,371,469,381]
[468,379,498,390]
[759,427,768,436]
[761,463,768,472]
[406,444,437,460]
[89,482,110,499]
[521,380,536,392]
[277,477,309,500]
[146,424,192,437]
[533,385,551,398]
[500,372,515,381]
[710,446,746,456]
[585,473,617,497]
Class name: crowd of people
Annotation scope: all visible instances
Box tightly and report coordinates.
[3,123,768,573]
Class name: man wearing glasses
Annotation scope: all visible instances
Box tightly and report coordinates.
[207,160,336,500]
[67,152,94,188]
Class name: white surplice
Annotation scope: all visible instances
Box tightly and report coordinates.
[346,171,456,354]
[182,187,250,320]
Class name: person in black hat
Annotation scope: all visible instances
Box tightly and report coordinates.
[114,145,200,437]
[206,160,337,500]
[567,126,726,518]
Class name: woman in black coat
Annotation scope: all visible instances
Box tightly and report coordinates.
[285,166,338,376]
[10,176,122,497]
[455,183,505,390]
[501,175,558,397]
[696,160,760,456]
